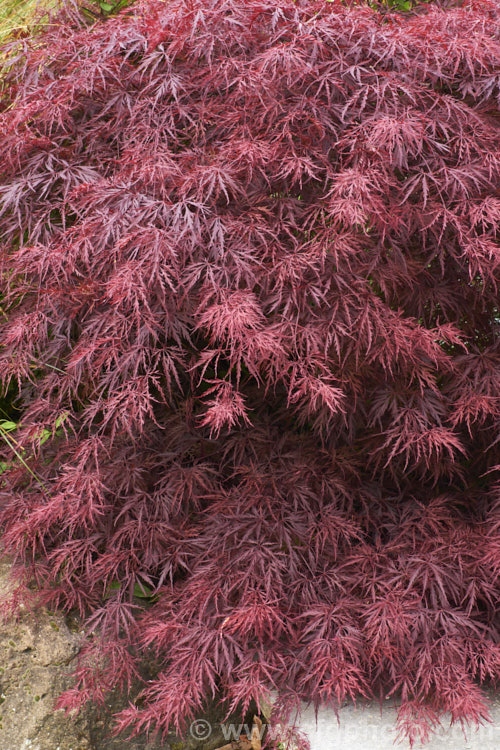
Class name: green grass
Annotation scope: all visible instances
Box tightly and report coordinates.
[0,0,135,51]
[0,0,61,46]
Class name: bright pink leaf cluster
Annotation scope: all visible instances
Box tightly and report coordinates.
[0,0,499,744]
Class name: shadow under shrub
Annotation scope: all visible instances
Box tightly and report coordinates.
[0,0,499,745]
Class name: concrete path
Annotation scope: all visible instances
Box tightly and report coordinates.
[293,691,500,750]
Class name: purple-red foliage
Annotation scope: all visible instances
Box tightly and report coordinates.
[0,0,499,744]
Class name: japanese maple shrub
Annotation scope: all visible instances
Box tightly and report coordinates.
[0,0,499,744]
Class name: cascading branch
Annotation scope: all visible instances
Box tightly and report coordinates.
[0,0,499,745]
